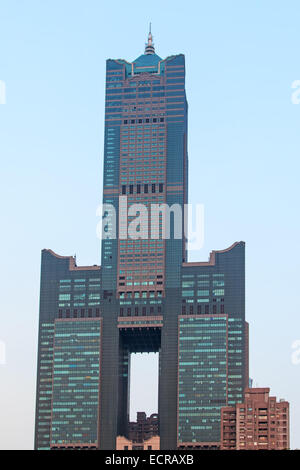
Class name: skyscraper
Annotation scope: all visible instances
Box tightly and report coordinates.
[35,29,248,450]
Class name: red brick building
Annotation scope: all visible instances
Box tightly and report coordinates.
[116,412,159,450]
[221,388,289,450]
[116,435,160,450]
[128,412,159,443]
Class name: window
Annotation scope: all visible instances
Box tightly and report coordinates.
[197,290,209,297]
[182,281,194,288]
[59,294,71,301]
[213,289,225,296]
[182,290,194,297]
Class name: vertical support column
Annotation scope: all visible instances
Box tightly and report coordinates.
[117,336,130,438]
[159,289,180,450]
[99,300,119,449]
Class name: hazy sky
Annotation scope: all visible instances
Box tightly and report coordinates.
[0,0,300,449]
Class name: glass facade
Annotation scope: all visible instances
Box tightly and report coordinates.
[101,49,188,298]
[35,322,55,450]
[178,315,228,443]
[50,319,101,447]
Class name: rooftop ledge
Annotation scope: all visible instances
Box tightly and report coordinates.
[182,241,245,267]
[43,249,100,271]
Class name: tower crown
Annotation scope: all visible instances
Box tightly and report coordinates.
[145,23,155,55]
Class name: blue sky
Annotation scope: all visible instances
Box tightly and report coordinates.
[0,0,299,449]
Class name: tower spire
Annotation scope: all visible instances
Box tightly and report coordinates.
[145,23,155,55]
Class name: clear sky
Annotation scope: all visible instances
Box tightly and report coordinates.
[0,0,299,449]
